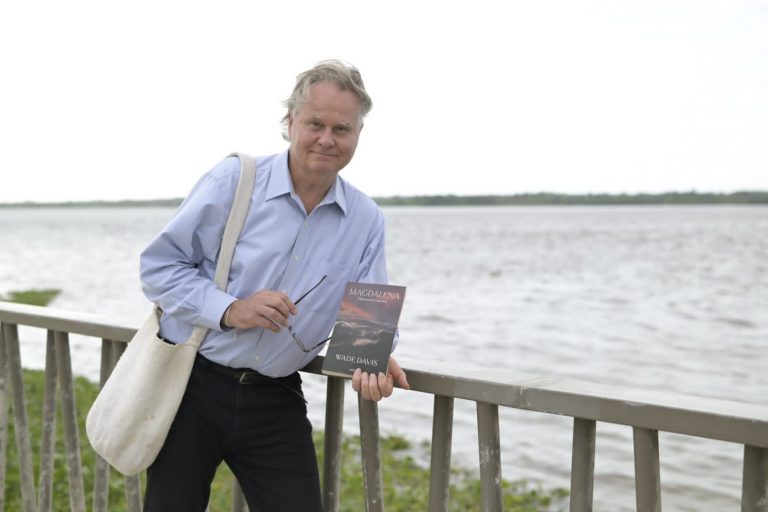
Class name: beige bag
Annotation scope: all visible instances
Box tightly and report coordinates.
[86,153,256,475]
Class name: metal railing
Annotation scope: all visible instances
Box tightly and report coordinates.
[1,300,767,511]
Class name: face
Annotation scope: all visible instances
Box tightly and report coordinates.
[287,81,363,181]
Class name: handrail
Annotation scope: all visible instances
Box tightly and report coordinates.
[2,301,768,511]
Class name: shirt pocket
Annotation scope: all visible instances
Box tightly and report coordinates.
[305,260,354,315]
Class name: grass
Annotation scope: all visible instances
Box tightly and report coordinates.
[1,288,61,306]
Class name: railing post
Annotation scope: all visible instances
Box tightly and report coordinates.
[125,474,143,512]
[0,322,9,512]
[3,322,37,512]
[742,445,768,512]
[323,376,345,512]
[570,418,596,512]
[114,337,144,512]
[231,479,248,512]
[92,338,117,512]
[358,393,384,512]
[429,395,454,512]
[38,331,59,512]
[633,427,662,512]
[476,401,502,512]
[54,331,87,511]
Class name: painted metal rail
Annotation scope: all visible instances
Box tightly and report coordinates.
[1,301,767,511]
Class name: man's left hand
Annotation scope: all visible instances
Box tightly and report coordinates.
[352,356,410,401]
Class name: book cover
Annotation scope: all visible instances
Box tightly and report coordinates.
[321,282,406,378]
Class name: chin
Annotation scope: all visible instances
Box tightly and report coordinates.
[310,158,347,174]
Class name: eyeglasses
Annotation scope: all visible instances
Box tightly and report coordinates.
[288,275,332,353]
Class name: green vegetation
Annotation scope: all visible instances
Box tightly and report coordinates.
[1,190,766,208]
[0,198,184,208]
[374,190,768,206]
[0,288,61,306]
[3,370,567,511]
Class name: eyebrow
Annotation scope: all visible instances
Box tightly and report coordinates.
[309,116,353,127]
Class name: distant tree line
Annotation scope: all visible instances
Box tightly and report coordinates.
[373,191,768,206]
[0,198,185,208]
[1,191,767,208]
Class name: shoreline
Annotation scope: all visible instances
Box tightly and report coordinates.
[1,190,767,208]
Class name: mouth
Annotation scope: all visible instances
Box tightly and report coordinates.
[311,151,338,158]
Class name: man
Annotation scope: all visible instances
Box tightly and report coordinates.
[139,60,409,511]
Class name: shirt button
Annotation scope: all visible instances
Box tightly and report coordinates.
[294,256,300,261]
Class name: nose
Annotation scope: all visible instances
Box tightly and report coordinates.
[317,128,336,148]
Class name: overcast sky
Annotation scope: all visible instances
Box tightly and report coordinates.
[1,0,766,203]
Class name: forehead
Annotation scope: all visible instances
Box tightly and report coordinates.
[295,81,363,124]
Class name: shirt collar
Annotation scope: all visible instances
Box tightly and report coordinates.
[266,150,348,215]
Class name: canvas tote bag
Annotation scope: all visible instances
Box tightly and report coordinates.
[86,153,256,476]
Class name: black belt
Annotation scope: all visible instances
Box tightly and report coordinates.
[160,334,269,385]
[194,354,307,403]
[194,353,268,385]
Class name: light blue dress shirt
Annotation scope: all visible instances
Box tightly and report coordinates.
[140,150,390,377]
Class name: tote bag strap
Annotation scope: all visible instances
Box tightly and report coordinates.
[214,152,257,289]
[186,152,257,348]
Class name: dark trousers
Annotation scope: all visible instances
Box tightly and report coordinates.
[143,355,323,512]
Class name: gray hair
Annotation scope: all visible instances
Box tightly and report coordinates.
[281,59,373,141]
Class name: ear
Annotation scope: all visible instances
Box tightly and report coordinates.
[286,112,296,139]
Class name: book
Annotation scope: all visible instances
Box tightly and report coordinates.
[321,282,407,378]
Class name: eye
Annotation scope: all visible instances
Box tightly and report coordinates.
[334,126,350,134]
[309,121,323,130]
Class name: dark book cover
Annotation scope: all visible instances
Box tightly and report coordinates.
[321,282,406,378]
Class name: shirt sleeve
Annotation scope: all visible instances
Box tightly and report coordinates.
[353,208,389,284]
[139,158,240,331]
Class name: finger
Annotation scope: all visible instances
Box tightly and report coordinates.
[258,303,291,328]
[352,368,362,392]
[253,291,294,317]
[360,372,371,401]
[379,372,394,398]
[285,296,298,316]
[269,291,297,317]
[367,372,382,402]
[262,318,280,333]
[388,357,411,390]
[260,293,296,325]
[394,370,409,390]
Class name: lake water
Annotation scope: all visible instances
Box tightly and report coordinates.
[1,205,766,511]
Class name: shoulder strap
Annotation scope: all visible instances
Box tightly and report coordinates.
[213,152,257,290]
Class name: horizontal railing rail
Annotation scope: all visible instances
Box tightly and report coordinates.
[1,300,767,511]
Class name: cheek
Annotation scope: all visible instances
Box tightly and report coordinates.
[341,135,361,155]
[295,133,314,151]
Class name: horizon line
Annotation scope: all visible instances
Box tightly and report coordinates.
[1,190,767,208]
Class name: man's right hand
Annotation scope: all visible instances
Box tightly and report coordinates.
[223,291,297,332]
